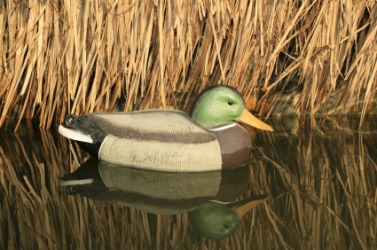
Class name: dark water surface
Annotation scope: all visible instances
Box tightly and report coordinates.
[0,117,376,249]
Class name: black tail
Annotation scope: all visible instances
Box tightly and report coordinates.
[65,114,106,143]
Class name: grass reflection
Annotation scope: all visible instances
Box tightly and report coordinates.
[250,116,377,249]
[0,117,376,249]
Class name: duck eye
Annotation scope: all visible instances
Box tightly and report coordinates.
[227,101,234,106]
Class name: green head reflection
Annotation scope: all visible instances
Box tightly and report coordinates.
[189,203,239,239]
[189,194,270,239]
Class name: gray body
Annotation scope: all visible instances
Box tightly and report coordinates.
[61,110,252,172]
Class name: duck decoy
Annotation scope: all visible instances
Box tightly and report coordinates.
[59,85,273,172]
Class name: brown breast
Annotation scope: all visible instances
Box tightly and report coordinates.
[211,124,252,169]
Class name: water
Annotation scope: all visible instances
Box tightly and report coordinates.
[0,117,376,249]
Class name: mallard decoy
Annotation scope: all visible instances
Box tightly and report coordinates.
[59,85,273,172]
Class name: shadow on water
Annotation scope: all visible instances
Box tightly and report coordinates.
[0,116,376,249]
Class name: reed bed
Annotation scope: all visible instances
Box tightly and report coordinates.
[0,118,376,249]
[0,0,376,129]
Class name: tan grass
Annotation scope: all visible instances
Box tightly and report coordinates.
[0,1,376,129]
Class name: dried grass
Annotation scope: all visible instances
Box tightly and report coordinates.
[0,1,376,130]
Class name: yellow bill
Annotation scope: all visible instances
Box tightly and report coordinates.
[233,194,271,218]
[237,109,273,131]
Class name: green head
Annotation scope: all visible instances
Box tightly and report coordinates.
[190,86,245,128]
[190,86,273,131]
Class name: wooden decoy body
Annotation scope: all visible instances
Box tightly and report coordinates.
[59,86,273,172]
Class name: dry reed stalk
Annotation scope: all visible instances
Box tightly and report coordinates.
[0,1,376,129]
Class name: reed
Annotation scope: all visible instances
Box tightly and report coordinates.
[0,1,376,129]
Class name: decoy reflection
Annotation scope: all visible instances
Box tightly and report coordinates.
[61,158,269,239]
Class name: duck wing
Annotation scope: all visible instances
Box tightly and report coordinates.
[86,110,216,143]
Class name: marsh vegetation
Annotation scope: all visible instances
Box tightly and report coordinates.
[1,1,377,248]
[0,0,376,129]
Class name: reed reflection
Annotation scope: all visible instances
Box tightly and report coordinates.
[0,117,376,249]
[250,116,377,249]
